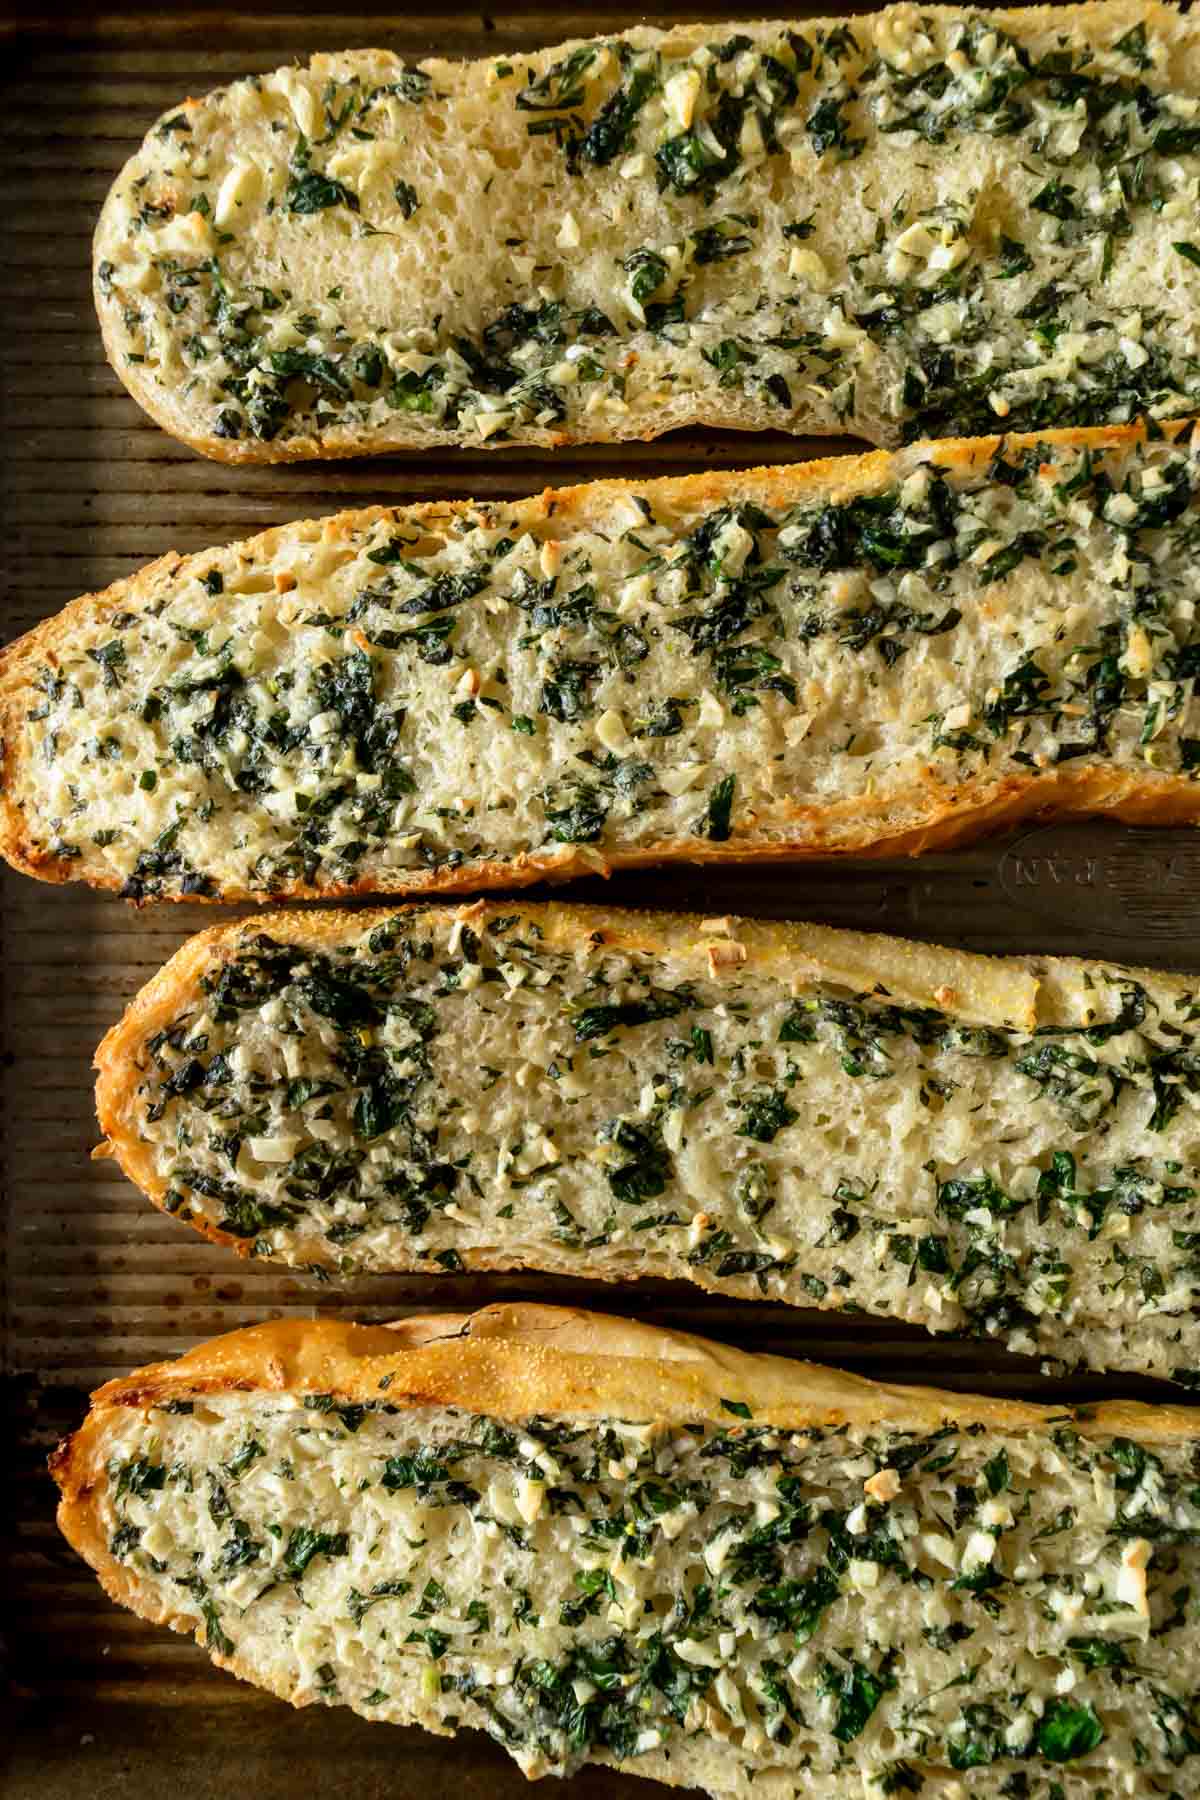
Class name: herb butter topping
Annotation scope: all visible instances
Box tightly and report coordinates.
[95,10,1200,454]
[129,905,1200,1381]
[13,431,1200,897]
[99,1389,1200,1789]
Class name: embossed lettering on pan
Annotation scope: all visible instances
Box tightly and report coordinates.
[1000,822,1200,939]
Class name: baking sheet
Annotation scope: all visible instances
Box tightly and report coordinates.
[3,5,1200,1794]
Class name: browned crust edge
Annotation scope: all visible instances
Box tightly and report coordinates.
[50,1298,1200,1592]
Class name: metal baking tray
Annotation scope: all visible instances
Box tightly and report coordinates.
[3,5,1198,1794]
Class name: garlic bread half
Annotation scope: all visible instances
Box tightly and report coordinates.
[96,899,1200,1383]
[93,5,1200,460]
[4,425,1200,902]
[52,1304,1200,1794]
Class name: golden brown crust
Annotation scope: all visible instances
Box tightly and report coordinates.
[52,1301,1200,1540]
[3,422,1199,901]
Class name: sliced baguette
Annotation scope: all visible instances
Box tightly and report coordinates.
[93,5,1200,461]
[51,1301,1200,1795]
[5,424,1200,903]
[95,897,1200,1383]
